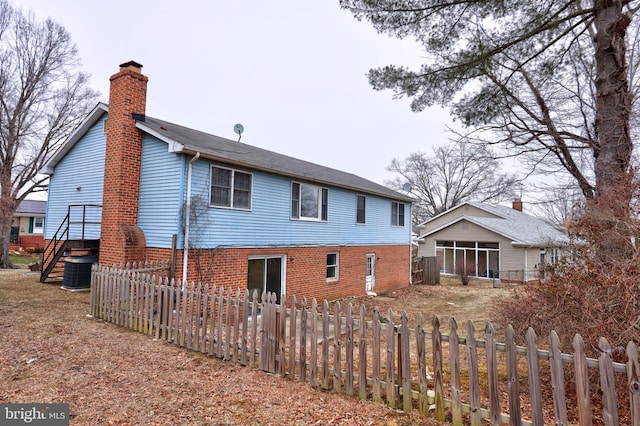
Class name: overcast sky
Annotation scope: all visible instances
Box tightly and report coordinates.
[14,0,456,187]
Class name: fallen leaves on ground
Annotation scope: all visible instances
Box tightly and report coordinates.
[0,270,444,425]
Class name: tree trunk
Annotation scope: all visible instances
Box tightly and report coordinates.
[0,190,17,269]
[593,0,633,210]
[591,0,634,260]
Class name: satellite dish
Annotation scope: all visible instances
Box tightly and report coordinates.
[402,182,412,192]
[233,123,244,142]
[233,123,244,135]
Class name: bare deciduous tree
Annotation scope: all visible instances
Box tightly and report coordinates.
[386,141,521,224]
[0,1,98,268]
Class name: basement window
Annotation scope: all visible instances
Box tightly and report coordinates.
[327,252,339,281]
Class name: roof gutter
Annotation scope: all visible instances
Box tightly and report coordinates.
[182,151,201,286]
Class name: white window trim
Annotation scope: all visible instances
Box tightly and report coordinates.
[209,165,253,210]
[33,217,44,234]
[391,201,405,227]
[326,252,339,282]
[291,181,328,221]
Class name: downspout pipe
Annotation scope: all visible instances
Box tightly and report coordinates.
[182,152,201,286]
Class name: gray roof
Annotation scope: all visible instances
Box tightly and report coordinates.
[137,116,413,202]
[42,103,413,202]
[15,200,46,215]
[422,201,568,247]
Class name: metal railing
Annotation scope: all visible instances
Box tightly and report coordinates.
[40,204,102,282]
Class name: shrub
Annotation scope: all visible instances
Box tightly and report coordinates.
[456,263,474,286]
[493,258,639,358]
[493,196,640,359]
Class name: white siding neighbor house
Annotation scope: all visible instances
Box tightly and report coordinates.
[416,200,568,283]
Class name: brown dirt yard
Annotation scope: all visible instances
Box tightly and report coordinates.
[0,270,508,425]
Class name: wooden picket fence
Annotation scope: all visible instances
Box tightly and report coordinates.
[89,264,640,425]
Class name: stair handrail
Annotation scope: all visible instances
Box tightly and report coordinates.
[67,204,102,244]
[40,204,102,281]
[41,211,70,275]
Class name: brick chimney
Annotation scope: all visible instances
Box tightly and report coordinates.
[99,61,148,265]
[512,198,523,212]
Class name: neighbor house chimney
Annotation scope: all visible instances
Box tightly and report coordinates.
[512,198,523,212]
[99,61,148,265]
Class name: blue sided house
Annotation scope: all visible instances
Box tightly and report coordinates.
[41,61,413,302]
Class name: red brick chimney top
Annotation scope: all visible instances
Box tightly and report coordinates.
[512,198,523,212]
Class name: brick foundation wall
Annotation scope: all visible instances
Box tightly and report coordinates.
[140,244,411,303]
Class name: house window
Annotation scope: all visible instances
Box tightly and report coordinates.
[356,195,366,224]
[549,248,560,264]
[391,202,405,226]
[33,217,44,234]
[210,166,252,209]
[436,240,500,278]
[291,182,328,221]
[327,252,339,281]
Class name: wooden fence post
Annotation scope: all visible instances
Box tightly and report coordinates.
[450,318,463,426]
[310,299,318,387]
[549,330,568,425]
[400,311,411,413]
[525,327,543,426]
[249,290,258,368]
[598,337,618,426]
[372,307,381,403]
[234,289,243,365]
[432,315,444,421]
[627,341,640,426]
[573,334,593,426]
[207,285,217,357]
[299,297,307,383]
[467,321,482,426]
[289,295,297,379]
[321,300,330,390]
[359,305,367,400]
[506,325,521,426]
[333,301,342,393]
[386,308,396,409]
[417,315,428,416]
[345,302,354,396]
[225,287,233,362]
[485,322,501,425]
[240,289,249,365]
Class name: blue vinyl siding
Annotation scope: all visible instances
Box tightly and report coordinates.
[45,127,410,250]
[45,117,106,240]
[184,159,411,248]
[138,135,185,247]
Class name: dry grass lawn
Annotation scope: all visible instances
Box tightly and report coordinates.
[1,270,491,425]
[361,277,509,334]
